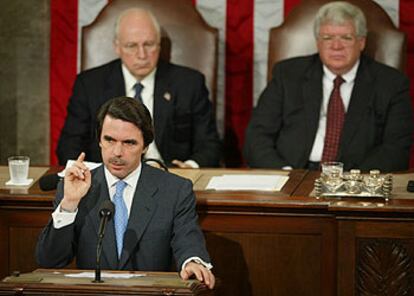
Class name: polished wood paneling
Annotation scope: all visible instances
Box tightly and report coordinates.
[2,168,414,296]
[0,168,55,279]
[203,214,336,296]
[0,209,51,278]
[9,226,46,273]
[338,220,414,296]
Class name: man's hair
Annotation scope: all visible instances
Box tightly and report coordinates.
[313,1,367,38]
[114,8,161,42]
[96,97,154,148]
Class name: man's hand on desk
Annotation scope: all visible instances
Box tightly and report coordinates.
[180,261,215,289]
[172,159,199,168]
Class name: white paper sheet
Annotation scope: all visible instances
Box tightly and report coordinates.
[58,160,102,177]
[206,174,289,191]
[64,271,145,279]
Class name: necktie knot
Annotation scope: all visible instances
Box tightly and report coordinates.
[134,82,144,102]
[115,180,127,196]
[334,76,344,88]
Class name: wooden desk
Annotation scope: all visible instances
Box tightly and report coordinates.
[0,167,57,286]
[192,169,334,296]
[0,269,212,295]
[294,171,414,296]
[2,168,414,295]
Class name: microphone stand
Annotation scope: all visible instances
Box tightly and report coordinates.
[93,202,113,283]
[93,230,105,283]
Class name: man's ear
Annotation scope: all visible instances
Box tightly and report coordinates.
[143,146,148,154]
[114,40,121,56]
[359,36,366,52]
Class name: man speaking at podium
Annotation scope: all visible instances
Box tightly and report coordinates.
[36,97,215,289]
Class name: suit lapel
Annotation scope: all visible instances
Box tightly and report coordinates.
[102,60,125,105]
[118,164,159,268]
[302,57,324,164]
[87,166,118,269]
[153,61,174,152]
[338,57,374,158]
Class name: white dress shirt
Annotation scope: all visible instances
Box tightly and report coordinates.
[121,64,199,168]
[122,65,163,162]
[104,162,142,216]
[281,60,359,170]
[308,60,359,162]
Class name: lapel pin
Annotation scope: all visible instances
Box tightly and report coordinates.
[163,92,172,101]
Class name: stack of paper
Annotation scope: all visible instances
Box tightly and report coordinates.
[206,174,289,191]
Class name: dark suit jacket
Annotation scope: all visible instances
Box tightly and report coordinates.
[36,163,210,271]
[57,59,221,167]
[244,54,413,172]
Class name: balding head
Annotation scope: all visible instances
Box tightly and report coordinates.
[114,8,161,42]
[114,8,161,80]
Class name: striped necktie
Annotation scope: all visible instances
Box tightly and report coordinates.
[134,82,144,102]
[321,76,345,163]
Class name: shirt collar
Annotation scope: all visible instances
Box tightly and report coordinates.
[322,59,360,83]
[104,162,142,189]
[121,63,157,95]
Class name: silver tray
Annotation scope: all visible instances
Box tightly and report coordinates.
[313,170,393,200]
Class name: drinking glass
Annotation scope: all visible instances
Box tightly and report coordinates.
[8,156,30,184]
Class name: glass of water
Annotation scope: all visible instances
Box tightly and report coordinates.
[8,156,30,184]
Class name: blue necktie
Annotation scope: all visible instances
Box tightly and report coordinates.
[113,180,128,258]
[134,82,144,102]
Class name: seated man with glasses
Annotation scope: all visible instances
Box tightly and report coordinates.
[57,8,221,168]
[244,1,412,172]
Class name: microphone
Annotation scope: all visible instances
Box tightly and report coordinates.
[94,200,115,283]
[97,200,114,238]
[39,174,61,191]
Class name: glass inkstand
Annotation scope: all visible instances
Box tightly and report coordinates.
[344,169,363,194]
[314,164,393,200]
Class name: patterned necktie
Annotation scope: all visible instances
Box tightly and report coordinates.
[321,76,345,163]
[113,180,128,258]
[134,82,144,102]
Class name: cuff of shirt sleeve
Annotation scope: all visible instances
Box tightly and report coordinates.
[52,203,78,229]
[282,166,293,170]
[184,160,200,168]
[181,256,213,272]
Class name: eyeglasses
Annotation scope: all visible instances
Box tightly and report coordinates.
[120,41,159,54]
[318,34,359,46]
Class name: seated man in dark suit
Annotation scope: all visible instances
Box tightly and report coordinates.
[244,1,413,172]
[37,97,215,289]
[57,8,221,168]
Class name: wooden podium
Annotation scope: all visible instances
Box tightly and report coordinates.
[0,269,214,295]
